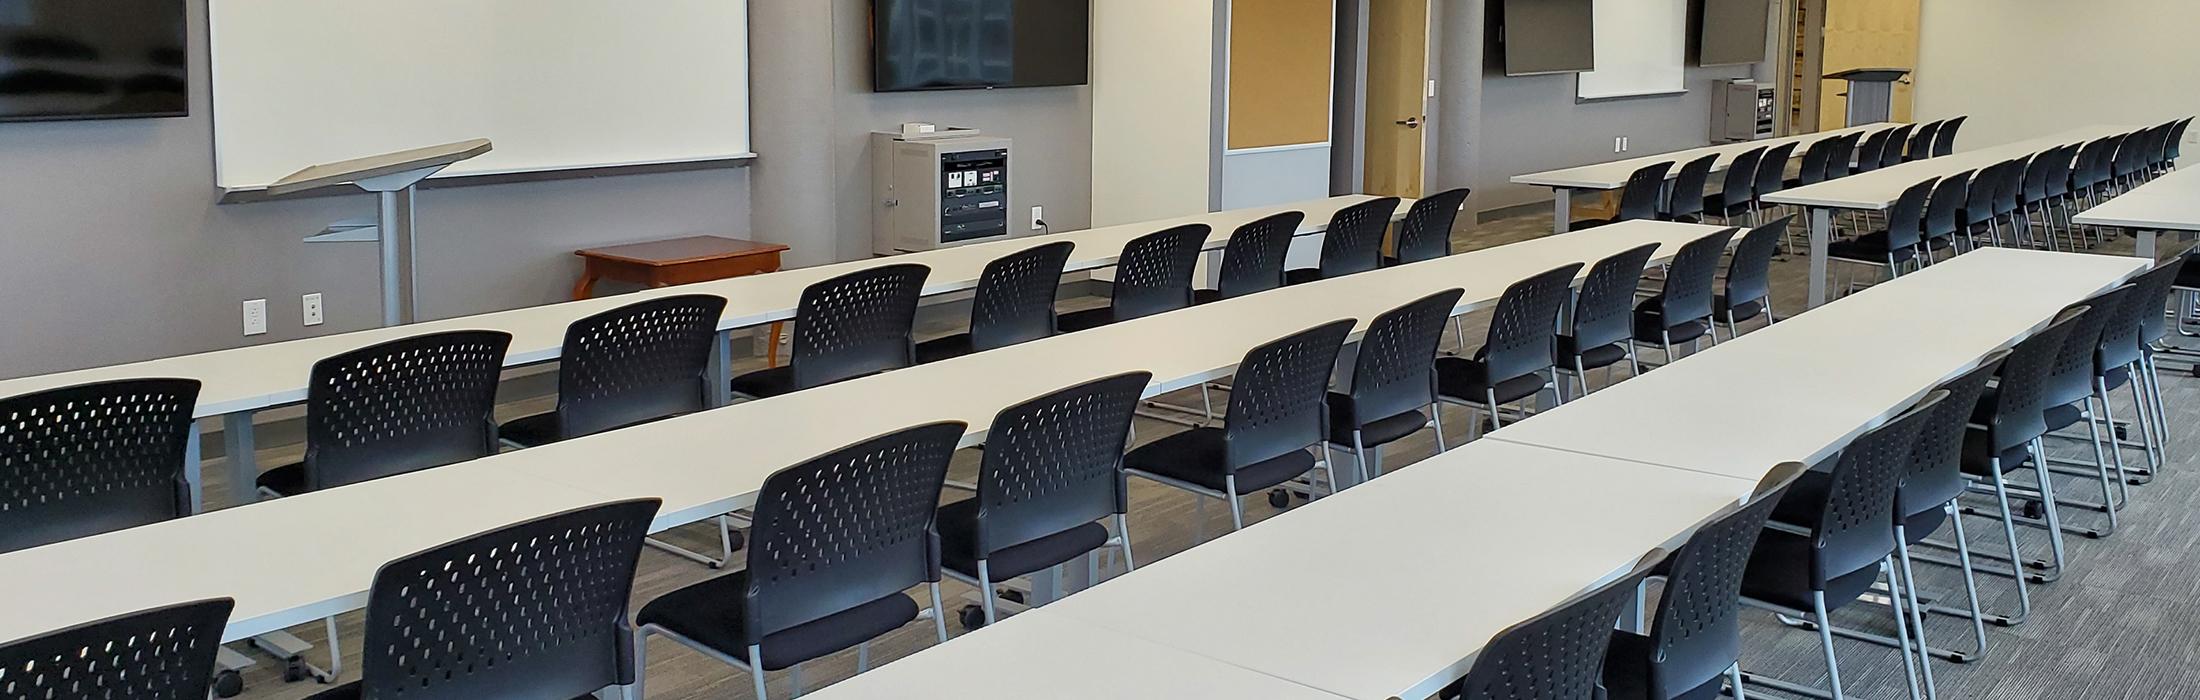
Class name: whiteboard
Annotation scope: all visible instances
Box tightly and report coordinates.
[209,0,752,191]
[1576,0,1686,100]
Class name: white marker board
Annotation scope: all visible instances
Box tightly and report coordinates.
[1576,0,1687,100]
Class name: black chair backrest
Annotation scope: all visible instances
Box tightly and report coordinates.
[1351,289,1465,424]
[2073,138,2116,191]
[2040,144,2076,198]
[304,330,510,492]
[1394,188,1471,265]
[1714,147,1767,210]
[1922,170,1972,243]
[2168,118,2193,163]
[968,242,1074,352]
[1724,216,1788,310]
[0,598,232,700]
[1666,155,1717,220]
[2113,129,2149,180]
[1616,162,1674,222]
[1645,470,1803,700]
[1570,243,1663,351]
[1993,156,2026,216]
[1753,142,1799,198]
[1986,310,2088,452]
[1962,161,2004,227]
[355,499,659,699]
[1482,265,1583,386]
[1901,355,2003,518]
[0,378,197,554]
[1224,320,1354,472]
[1652,229,1740,329]
[1215,213,1301,299]
[1808,390,1944,582]
[1883,178,1935,250]
[1933,115,1966,156]
[2094,133,2131,188]
[747,422,962,639]
[2021,151,2055,205]
[972,372,1149,555]
[2147,122,2178,170]
[789,263,928,390]
[1454,550,1668,700]
[1112,224,1211,320]
[556,295,725,440]
[1829,132,1866,179]
[2045,286,2132,407]
[1318,197,1403,278]
[1902,121,1937,163]
[1855,128,1892,173]
[2136,257,2189,347]
[2096,278,2155,373]
[1795,137,1837,187]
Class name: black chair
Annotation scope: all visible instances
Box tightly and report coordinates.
[2143,121,2179,181]
[1827,131,1866,179]
[1438,265,1580,438]
[1703,146,1766,226]
[1634,229,1738,365]
[1060,224,1208,331]
[2166,117,2193,170]
[1881,122,1919,167]
[1890,355,2005,665]
[1556,243,1660,397]
[2035,144,2080,249]
[0,378,198,553]
[1787,137,1839,189]
[1448,550,1668,700]
[637,422,963,700]
[2111,128,2151,193]
[1991,155,2028,247]
[1387,188,1471,266]
[1920,170,1974,258]
[2017,151,2058,248]
[1287,197,1402,284]
[1603,464,1806,700]
[1578,162,1674,229]
[315,499,659,700]
[1751,142,1799,247]
[1959,309,2089,606]
[1933,115,1967,157]
[1196,212,1300,304]
[258,330,510,497]
[1854,128,1893,174]
[1329,289,1461,479]
[2034,286,2135,540]
[1959,160,2011,247]
[1742,391,1945,700]
[1903,121,1938,164]
[1126,321,1351,534]
[1828,178,1932,296]
[0,598,232,700]
[501,294,725,447]
[917,242,1073,362]
[2126,259,2187,482]
[730,264,928,398]
[939,372,1148,629]
[1662,154,1719,223]
[1715,216,1788,337]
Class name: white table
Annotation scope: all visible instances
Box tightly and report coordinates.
[1763,125,2136,309]
[1513,123,1899,234]
[2072,165,2200,260]
[1489,248,2146,480]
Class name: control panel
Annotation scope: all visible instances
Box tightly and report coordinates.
[940,149,1008,244]
[871,132,1015,254]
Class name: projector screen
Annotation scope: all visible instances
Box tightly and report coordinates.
[1576,0,1686,100]
[1700,0,1772,67]
[208,0,753,192]
[1501,0,1594,77]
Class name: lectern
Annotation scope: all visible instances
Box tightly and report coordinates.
[1825,68,1911,127]
[269,139,493,326]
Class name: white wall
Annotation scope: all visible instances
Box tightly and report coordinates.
[1915,0,2198,148]
[1091,0,1216,226]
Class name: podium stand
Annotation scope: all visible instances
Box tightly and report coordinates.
[1825,68,1910,127]
[270,139,493,326]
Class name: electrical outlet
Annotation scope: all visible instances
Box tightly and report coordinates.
[302,293,324,327]
[1621,136,1631,152]
[1031,205,1045,231]
[1614,137,1624,153]
[242,299,267,336]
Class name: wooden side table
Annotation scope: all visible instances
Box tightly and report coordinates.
[574,235,792,365]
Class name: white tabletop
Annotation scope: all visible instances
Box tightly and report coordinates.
[1763,125,2137,212]
[2073,165,2200,232]
[1490,248,2147,480]
[1040,439,1759,700]
[1511,123,1899,190]
[800,610,1351,700]
[0,196,1406,418]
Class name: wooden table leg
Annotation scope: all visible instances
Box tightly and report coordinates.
[571,272,601,300]
[767,322,785,367]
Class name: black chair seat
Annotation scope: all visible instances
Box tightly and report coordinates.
[1739,529,1884,613]
[1123,427,1316,493]
[1283,268,1325,286]
[914,334,976,364]
[1632,305,1711,345]
[1323,392,1428,448]
[1556,336,1630,371]
[1904,507,1947,544]
[1600,629,1726,700]
[1713,294,1765,323]
[1056,307,1116,333]
[497,412,561,447]
[936,498,1109,581]
[637,571,919,672]
[728,365,796,398]
[1827,230,1918,264]
[2175,260,2200,289]
[1767,468,1832,528]
[1433,357,1548,406]
[1702,194,1752,219]
[1959,428,2038,476]
[255,462,307,496]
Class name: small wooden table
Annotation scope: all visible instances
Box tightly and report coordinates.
[574,235,792,364]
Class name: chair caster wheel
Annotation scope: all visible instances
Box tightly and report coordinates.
[959,605,988,631]
[727,530,745,552]
[2021,500,2046,520]
[282,660,310,683]
[1267,490,1291,509]
[212,669,245,698]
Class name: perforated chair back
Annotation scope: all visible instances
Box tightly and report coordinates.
[1352,289,1464,424]
[1922,170,1972,244]
[353,499,659,700]
[1962,161,2005,228]
[554,295,725,440]
[1854,128,1892,173]
[1112,224,1210,320]
[1453,550,1668,700]
[1571,243,1663,351]
[1393,188,1471,264]
[967,242,1073,352]
[1216,212,1301,299]
[0,378,197,554]
[1753,142,1799,199]
[1713,147,1766,212]
[2112,130,2149,181]
[1645,471,1801,700]
[1902,355,2003,518]
[1651,229,1740,331]
[303,330,510,492]
[1795,138,1837,187]
[2041,144,2076,199]
[2135,257,2189,347]
[1484,265,1583,385]
[0,598,231,700]
[1665,155,1717,221]
[1986,310,2088,453]
[1808,390,1943,582]
[1883,179,1934,251]
[1882,123,1919,166]
[746,422,962,640]
[2095,279,2154,374]
[1615,162,1674,222]
[2044,286,2131,408]
[973,372,1148,555]
[789,263,928,390]
[1902,122,1937,163]
[2073,138,2117,193]
[1827,132,1865,179]
[1724,217,1788,311]
[1224,320,1353,472]
[1317,197,1402,278]
[1933,115,1967,157]
[2021,152,2055,206]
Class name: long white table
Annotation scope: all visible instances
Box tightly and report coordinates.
[1513,123,1899,234]
[2072,164,2200,259]
[0,196,1406,511]
[1763,125,2136,309]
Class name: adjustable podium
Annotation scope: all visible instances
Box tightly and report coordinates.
[1825,68,1911,127]
[269,139,493,326]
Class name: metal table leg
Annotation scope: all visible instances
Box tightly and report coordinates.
[184,427,205,514]
[1807,207,1834,308]
[2138,228,2158,261]
[1552,188,1575,234]
[705,329,733,408]
[223,411,259,507]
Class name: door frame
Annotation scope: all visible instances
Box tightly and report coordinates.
[1334,0,1441,198]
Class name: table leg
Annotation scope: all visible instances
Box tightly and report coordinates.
[706,330,733,408]
[571,273,599,300]
[2138,229,2158,261]
[1552,188,1574,234]
[1807,208,1833,309]
[183,426,204,514]
[767,322,786,368]
[223,411,259,507]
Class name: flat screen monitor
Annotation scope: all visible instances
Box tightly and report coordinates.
[872,0,1090,92]
[1502,0,1595,76]
[0,0,188,122]
[1700,0,1772,67]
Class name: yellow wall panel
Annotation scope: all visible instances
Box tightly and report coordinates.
[1227,0,1335,150]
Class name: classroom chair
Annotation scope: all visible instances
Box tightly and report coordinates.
[1919,170,1975,260]
[2028,286,2135,539]
[1957,160,2013,247]
[2068,138,2118,238]
[313,499,659,700]
[258,330,510,498]
[2128,259,2189,480]
[2110,127,2152,194]
[1828,179,1932,296]
[1287,197,1401,285]
[637,422,963,700]
[1854,128,1893,174]
[1990,154,2028,247]
[1715,216,1788,337]
[940,372,1148,629]
[1932,115,1967,157]
[1750,142,1799,249]
[1890,357,2006,665]
[1327,289,1462,478]
[0,598,233,699]
[729,264,928,398]
[1828,131,1866,179]
[2165,118,2192,170]
[1194,212,1299,304]
[1661,154,1718,224]
[1957,308,2089,600]
[1786,137,1839,190]
[1902,122,1938,164]
[917,241,1073,363]
[2083,273,2174,483]
[0,378,198,553]
[1059,224,1207,331]
[1447,549,1668,700]
[1555,243,1660,397]
[1633,229,1738,366]
[2032,144,2080,249]
[500,294,725,447]
[1576,162,1672,230]
[1703,146,1766,227]
[1437,265,1579,438]
[1385,187,1471,266]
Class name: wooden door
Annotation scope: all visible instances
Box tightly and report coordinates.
[1815,0,1920,128]
[1362,0,1429,198]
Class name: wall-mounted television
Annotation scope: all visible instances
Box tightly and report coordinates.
[1699,0,1772,67]
[1499,0,1595,77]
[871,0,1090,92]
[0,0,188,122]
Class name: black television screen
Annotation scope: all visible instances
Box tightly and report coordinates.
[0,0,187,122]
[1699,0,1771,67]
[1500,0,1595,77]
[872,0,1090,92]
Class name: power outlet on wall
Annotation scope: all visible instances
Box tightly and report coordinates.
[1031,205,1045,231]
[302,293,324,327]
[242,299,267,336]
[1614,137,1623,153]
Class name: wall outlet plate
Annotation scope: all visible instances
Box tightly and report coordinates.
[302,293,324,327]
[1031,205,1045,230]
[242,299,267,336]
